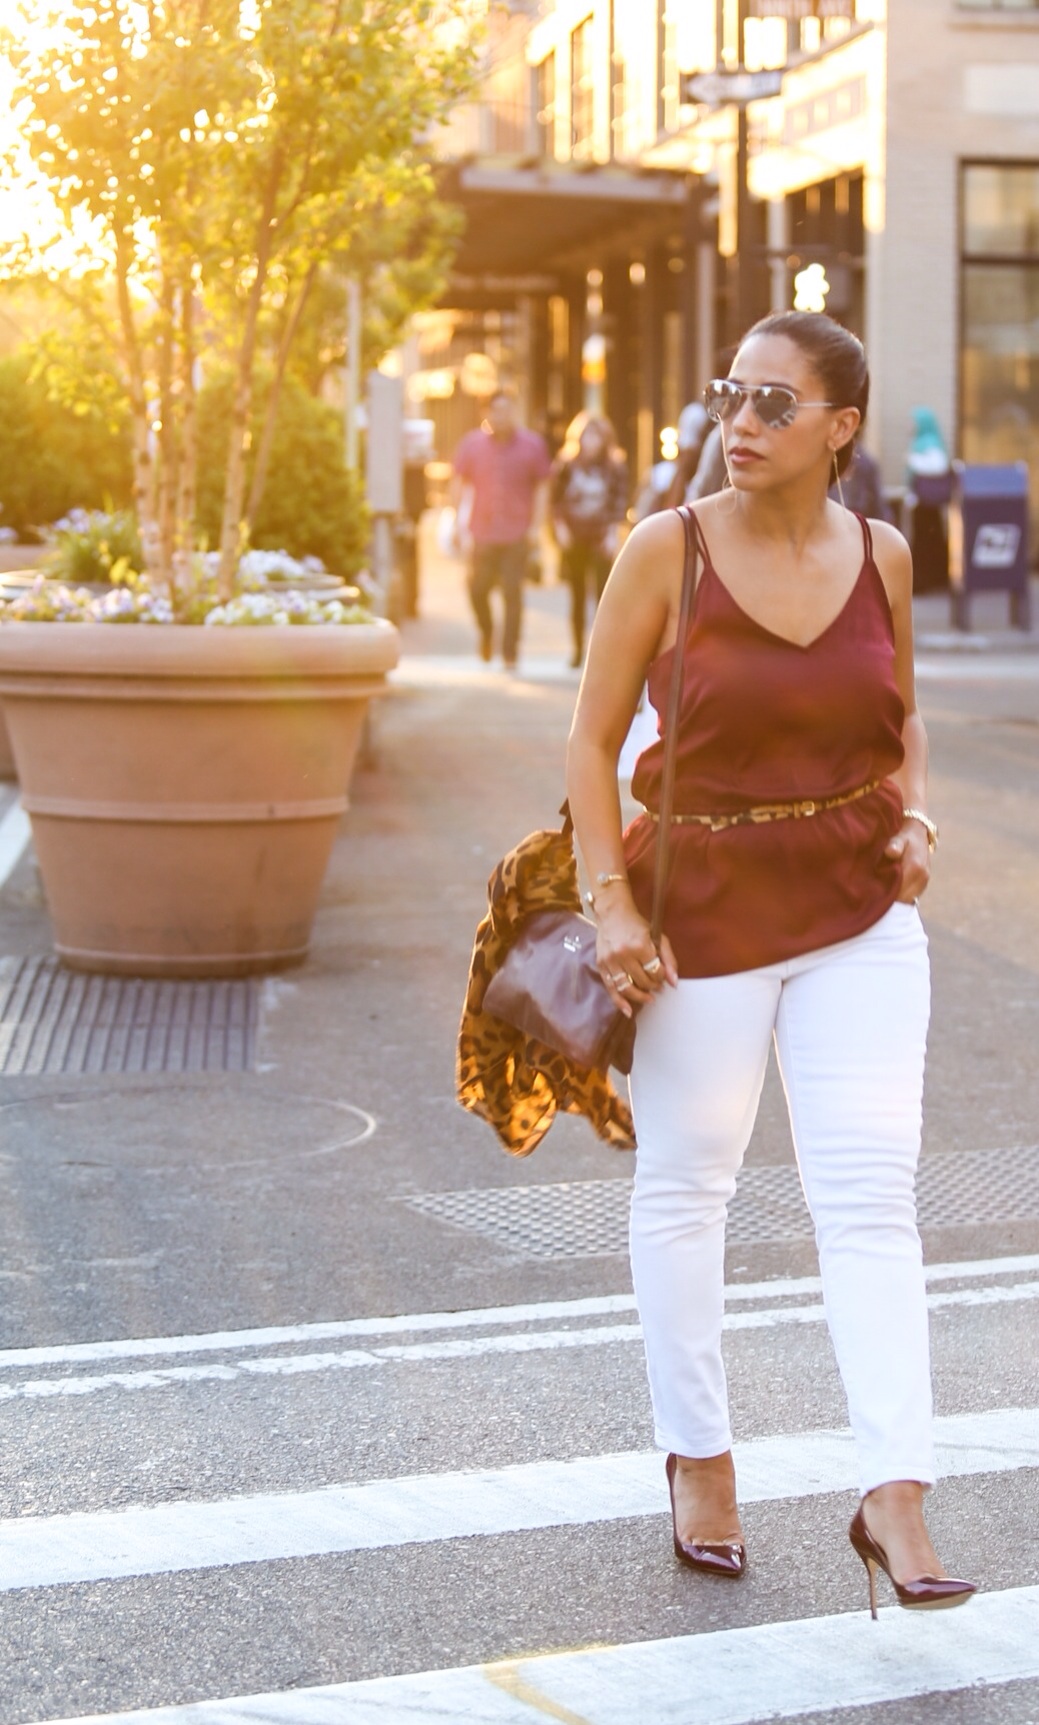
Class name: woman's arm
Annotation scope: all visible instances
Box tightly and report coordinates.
[871,520,934,903]
[566,512,684,1005]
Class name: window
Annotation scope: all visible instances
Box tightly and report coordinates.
[743,0,858,52]
[960,162,1039,522]
[535,55,556,158]
[963,163,1039,253]
[570,17,595,158]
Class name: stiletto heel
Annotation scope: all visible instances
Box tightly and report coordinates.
[848,1504,975,1619]
[861,1550,879,1621]
[665,1453,746,1579]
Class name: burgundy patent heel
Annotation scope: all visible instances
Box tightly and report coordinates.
[665,1453,746,1579]
[848,1504,976,1620]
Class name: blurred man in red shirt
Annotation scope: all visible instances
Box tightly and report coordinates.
[451,389,551,670]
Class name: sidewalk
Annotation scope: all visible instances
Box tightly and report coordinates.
[913,580,1039,654]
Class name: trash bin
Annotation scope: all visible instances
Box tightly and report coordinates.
[948,461,1031,631]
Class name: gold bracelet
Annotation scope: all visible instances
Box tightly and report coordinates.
[584,871,628,911]
[902,807,939,853]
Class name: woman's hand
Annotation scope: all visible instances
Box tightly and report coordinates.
[595,897,679,1014]
[885,820,932,903]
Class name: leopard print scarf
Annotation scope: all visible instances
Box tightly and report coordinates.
[457,822,636,1156]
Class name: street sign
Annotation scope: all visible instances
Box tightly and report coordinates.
[680,67,784,107]
[748,1,855,17]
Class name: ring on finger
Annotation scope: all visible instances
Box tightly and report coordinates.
[608,971,630,989]
[644,955,662,977]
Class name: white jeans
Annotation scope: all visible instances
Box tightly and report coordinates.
[628,902,934,1496]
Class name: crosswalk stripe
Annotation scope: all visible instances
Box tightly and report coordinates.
[0,796,31,890]
[1,1406,1034,1595]
[2,1252,1035,1374]
[37,1584,1039,1724]
[4,1280,1039,1406]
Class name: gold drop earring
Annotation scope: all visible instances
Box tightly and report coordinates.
[832,448,846,509]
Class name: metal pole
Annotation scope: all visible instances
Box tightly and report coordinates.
[735,0,753,343]
[345,277,362,472]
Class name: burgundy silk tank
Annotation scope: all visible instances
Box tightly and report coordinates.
[624,513,906,977]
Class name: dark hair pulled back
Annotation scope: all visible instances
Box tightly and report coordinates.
[742,311,869,477]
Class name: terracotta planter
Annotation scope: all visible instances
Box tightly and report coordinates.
[0,620,399,975]
[0,702,14,779]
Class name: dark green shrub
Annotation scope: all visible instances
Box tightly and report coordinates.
[0,351,132,536]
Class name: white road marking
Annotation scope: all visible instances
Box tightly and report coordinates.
[0,1406,1034,1595]
[36,1584,1039,1724]
[0,1324,645,1402]
[0,796,30,889]
[916,654,1039,679]
[391,655,576,687]
[1,1252,1034,1374]
[2,1278,1037,1406]
[392,651,1039,689]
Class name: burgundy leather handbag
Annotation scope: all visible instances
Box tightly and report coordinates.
[482,508,698,1075]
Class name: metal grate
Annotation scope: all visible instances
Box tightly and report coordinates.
[404,1144,1039,1259]
[0,956,259,1075]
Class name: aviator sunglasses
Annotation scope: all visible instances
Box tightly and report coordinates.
[703,378,836,430]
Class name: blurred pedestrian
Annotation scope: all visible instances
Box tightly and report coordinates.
[567,310,975,1613]
[398,418,436,619]
[633,404,711,522]
[831,443,892,521]
[906,408,952,594]
[451,389,551,669]
[551,412,629,668]
[685,421,729,503]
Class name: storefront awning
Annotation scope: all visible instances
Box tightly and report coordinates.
[438,159,694,294]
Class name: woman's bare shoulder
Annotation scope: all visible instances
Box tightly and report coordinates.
[868,517,911,558]
[611,507,686,589]
[866,517,913,608]
[623,507,688,555]
[867,518,912,573]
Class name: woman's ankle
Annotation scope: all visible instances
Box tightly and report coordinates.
[673,1449,736,1481]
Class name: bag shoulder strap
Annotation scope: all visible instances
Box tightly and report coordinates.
[649,506,699,944]
[562,504,697,938]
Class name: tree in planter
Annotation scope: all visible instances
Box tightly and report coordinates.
[1,0,474,603]
[195,369,369,578]
[241,183,463,545]
[1,181,456,566]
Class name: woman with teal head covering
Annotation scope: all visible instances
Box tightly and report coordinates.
[908,408,949,468]
[906,408,951,592]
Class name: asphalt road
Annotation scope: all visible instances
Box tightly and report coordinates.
[0,551,1036,1724]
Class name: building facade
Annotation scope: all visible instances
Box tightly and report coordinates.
[424,0,1039,509]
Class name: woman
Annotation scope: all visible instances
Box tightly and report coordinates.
[906,406,952,594]
[551,413,629,667]
[566,312,975,1615]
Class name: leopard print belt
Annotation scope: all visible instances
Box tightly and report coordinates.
[643,777,881,834]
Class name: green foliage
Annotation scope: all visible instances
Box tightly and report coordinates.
[41,509,142,586]
[2,0,472,589]
[286,193,465,398]
[0,351,132,537]
[195,372,369,579]
[0,0,475,590]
